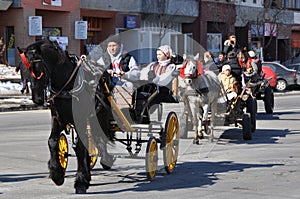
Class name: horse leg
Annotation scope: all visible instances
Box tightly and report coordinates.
[192,99,203,144]
[20,79,26,94]
[25,80,30,94]
[202,103,210,136]
[209,101,218,142]
[74,134,91,194]
[48,114,66,186]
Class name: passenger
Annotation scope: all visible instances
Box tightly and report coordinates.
[140,45,176,88]
[203,51,219,75]
[224,51,243,83]
[133,45,179,123]
[242,50,261,87]
[215,52,226,72]
[218,64,238,101]
[97,35,139,88]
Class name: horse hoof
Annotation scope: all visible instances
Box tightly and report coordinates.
[50,174,65,186]
[75,187,87,194]
[100,154,115,170]
[193,139,199,145]
[198,133,204,140]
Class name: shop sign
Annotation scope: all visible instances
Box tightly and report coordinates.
[264,23,277,37]
[28,16,42,36]
[250,24,264,36]
[125,16,136,29]
[75,21,87,40]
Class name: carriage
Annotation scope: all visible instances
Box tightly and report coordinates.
[222,72,275,140]
[56,78,180,181]
[19,39,180,193]
[221,80,258,140]
[176,54,261,141]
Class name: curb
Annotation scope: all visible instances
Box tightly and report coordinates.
[0,104,49,112]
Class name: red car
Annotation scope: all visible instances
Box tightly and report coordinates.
[262,65,277,88]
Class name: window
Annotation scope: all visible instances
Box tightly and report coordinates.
[295,0,300,8]
[207,33,222,55]
[283,0,290,8]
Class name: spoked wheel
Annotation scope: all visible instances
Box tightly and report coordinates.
[163,112,179,174]
[145,136,158,181]
[88,136,98,169]
[242,113,252,140]
[58,133,69,170]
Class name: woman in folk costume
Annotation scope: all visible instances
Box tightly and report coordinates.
[140,45,176,89]
[97,35,138,88]
[134,45,178,123]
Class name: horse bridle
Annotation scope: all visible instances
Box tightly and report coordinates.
[20,51,44,80]
[180,60,203,79]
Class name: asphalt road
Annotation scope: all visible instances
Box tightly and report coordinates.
[0,95,300,199]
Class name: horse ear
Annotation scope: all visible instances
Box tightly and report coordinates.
[17,47,23,54]
[194,53,199,60]
[183,54,186,60]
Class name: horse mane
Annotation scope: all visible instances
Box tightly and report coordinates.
[26,39,67,65]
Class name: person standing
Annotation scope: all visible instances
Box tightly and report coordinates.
[223,35,240,57]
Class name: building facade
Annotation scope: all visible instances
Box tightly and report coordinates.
[1,0,300,66]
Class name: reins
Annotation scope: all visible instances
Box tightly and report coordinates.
[46,57,83,102]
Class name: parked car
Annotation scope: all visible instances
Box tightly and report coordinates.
[262,65,277,88]
[286,63,300,86]
[262,62,297,91]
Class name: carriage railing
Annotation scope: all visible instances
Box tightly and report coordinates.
[101,78,135,132]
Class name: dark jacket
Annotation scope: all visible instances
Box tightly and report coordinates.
[224,57,242,83]
[223,44,240,57]
[102,52,132,72]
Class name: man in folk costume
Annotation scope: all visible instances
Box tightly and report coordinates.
[97,35,139,88]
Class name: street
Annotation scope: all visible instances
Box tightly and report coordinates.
[0,95,300,199]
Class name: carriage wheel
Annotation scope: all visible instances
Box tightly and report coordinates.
[145,136,158,181]
[163,112,179,174]
[247,97,257,133]
[242,113,252,140]
[264,86,274,114]
[58,133,68,170]
[88,136,98,169]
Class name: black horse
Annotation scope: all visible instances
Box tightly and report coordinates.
[18,39,115,194]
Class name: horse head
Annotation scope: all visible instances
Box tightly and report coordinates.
[18,43,48,106]
[180,54,203,85]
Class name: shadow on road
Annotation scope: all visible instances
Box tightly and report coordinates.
[220,127,293,145]
[87,161,281,194]
[0,172,47,183]
[257,111,300,121]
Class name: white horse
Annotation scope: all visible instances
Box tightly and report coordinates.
[177,54,224,144]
